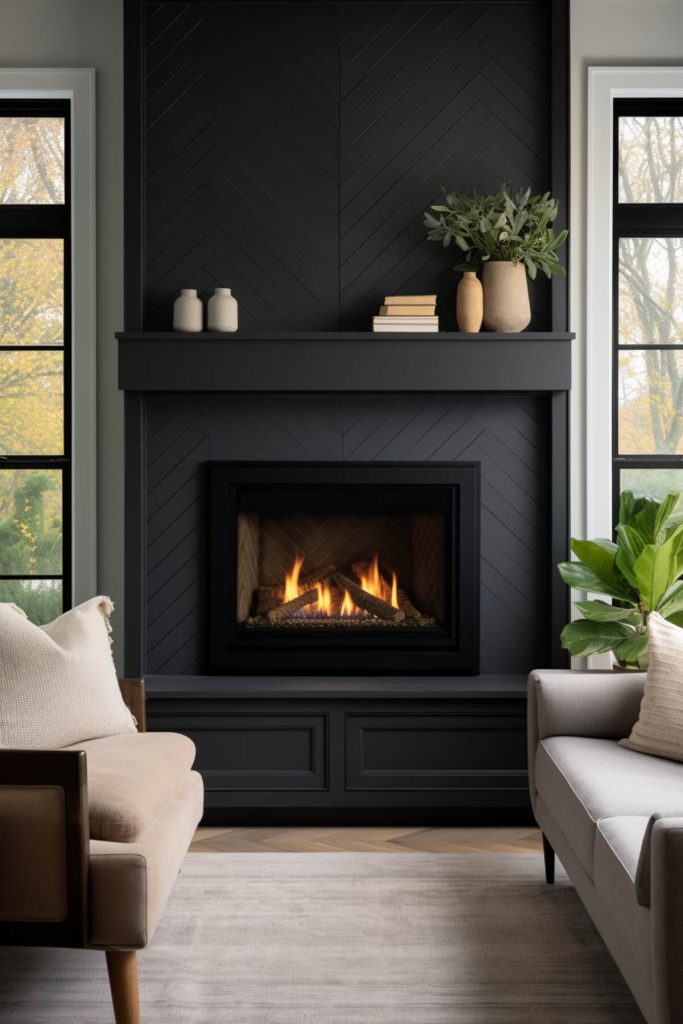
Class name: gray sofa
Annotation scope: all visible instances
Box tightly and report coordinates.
[529,669,683,1024]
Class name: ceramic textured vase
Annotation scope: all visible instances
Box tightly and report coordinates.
[482,261,531,332]
[207,287,238,332]
[456,271,483,332]
[173,288,203,332]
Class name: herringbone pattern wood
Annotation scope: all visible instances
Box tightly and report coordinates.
[144,393,550,674]
[191,825,543,853]
[143,2,550,331]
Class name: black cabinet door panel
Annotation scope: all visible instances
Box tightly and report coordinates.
[346,713,526,791]
[156,714,328,792]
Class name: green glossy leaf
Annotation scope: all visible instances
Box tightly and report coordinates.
[654,492,681,542]
[619,490,636,526]
[632,500,659,544]
[667,611,683,629]
[633,526,683,611]
[615,524,646,588]
[656,579,683,617]
[574,600,640,624]
[570,538,621,589]
[560,619,634,657]
[613,632,648,666]
[557,561,632,600]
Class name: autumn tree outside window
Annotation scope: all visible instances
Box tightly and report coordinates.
[0,102,70,623]
[614,99,683,512]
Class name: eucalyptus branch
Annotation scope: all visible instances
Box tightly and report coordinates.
[424,183,567,280]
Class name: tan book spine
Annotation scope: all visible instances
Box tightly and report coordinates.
[379,305,436,316]
[383,294,437,305]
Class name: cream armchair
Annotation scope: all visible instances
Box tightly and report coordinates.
[0,679,203,1024]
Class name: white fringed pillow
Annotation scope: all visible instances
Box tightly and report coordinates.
[0,596,136,749]
[620,611,683,762]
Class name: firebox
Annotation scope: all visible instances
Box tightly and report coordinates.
[208,463,480,675]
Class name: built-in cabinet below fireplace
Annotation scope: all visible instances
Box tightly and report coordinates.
[118,332,572,822]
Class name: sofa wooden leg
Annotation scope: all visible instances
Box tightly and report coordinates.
[106,950,141,1024]
[542,833,555,884]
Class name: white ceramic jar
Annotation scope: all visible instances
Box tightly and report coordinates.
[173,288,203,332]
[207,287,238,332]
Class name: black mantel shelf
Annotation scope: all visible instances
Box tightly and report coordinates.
[144,674,528,701]
[117,331,573,393]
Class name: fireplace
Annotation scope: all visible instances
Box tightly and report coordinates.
[208,463,480,674]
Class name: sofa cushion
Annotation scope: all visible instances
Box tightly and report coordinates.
[65,732,196,841]
[536,736,683,877]
[593,816,652,977]
[0,597,136,749]
[620,611,683,763]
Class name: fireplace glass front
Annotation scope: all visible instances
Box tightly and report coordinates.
[208,463,479,674]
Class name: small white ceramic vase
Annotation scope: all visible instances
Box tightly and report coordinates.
[207,287,238,332]
[173,288,203,332]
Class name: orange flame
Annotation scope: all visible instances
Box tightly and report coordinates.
[284,554,304,603]
[358,554,399,609]
[317,581,332,615]
[281,553,400,618]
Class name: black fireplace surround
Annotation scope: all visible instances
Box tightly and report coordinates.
[208,463,480,676]
[119,0,571,821]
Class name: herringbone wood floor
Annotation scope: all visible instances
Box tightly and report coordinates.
[191,826,542,854]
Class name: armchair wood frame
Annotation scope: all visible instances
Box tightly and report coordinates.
[0,747,89,948]
[0,679,146,1024]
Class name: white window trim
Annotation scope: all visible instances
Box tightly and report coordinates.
[586,66,683,541]
[0,69,96,603]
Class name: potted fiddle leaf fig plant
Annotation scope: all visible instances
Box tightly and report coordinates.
[423,184,568,332]
[558,491,683,669]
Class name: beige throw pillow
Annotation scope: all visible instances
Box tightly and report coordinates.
[620,611,683,762]
[0,596,136,749]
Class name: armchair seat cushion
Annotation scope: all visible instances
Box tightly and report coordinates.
[536,736,683,877]
[89,769,204,948]
[64,732,196,841]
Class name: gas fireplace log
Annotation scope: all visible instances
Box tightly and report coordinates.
[397,589,422,621]
[300,564,337,588]
[256,566,336,616]
[267,588,319,621]
[333,572,405,623]
[256,586,284,615]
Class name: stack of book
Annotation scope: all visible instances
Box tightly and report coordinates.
[372,294,438,332]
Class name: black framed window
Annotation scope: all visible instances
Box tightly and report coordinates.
[0,101,71,622]
[613,99,683,516]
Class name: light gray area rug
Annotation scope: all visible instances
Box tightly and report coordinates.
[0,853,644,1023]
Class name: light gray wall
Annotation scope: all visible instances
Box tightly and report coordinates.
[569,0,683,542]
[0,0,125,667]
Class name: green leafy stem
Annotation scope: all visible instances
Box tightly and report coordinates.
[424,184,568,280]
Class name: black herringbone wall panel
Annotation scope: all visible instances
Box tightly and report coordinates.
[143,2,550,331]
[144,393,550,674]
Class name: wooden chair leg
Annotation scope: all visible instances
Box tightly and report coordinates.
[542,833,555,885]
[106,950,141,1024]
